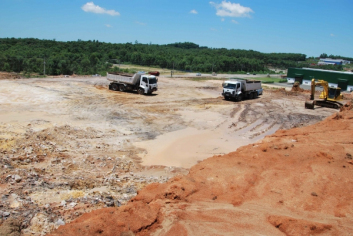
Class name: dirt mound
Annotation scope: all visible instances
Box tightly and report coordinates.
[291,81,304,92]
[0,72,22,80]
[49,107,353,235]
[341,101,353,112]
[268,215,333,235]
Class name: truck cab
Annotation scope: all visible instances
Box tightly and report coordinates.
[140,75,158,95]
[222,81,241,100]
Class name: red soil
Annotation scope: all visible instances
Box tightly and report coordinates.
[49,107,353,236]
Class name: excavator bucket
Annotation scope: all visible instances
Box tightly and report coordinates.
[305,101,315,109]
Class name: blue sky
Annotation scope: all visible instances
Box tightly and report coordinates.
[0,0,352,57]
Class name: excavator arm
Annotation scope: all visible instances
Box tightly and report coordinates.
[310,79,329,101]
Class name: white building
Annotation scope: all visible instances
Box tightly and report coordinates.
[319,58,350,65]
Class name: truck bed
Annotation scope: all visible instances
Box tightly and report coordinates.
[107,72,142,85]
[244,80,262,91]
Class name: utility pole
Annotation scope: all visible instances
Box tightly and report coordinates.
[172,62,174,78]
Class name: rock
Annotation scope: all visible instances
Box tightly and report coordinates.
[105,196,113,200]
[105,201,114,207]
[68,202,77,208]
[56,219,65,226]
[311,192,318,197]
[14,175,22,183]
[3,212,10,217]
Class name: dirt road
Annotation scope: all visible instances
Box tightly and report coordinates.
[0,75,338,235]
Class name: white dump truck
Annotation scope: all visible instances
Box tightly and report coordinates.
[107,72,158,95]
[222,79,262,101]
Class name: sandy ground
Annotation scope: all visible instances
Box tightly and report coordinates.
[50,105,353,236]
[0,74,340,235]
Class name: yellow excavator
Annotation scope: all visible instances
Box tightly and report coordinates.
[305,78,343,109]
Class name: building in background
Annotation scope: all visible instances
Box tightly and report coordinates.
[318,58,351,66]
[287,68,353,91]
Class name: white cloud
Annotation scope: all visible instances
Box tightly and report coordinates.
[330,33,335,37]
[221,18,225,21]
[210,1,253,17]
[210,28,217,31]
[190,10,198,14]
[105,24,112,28]
[231,19,239,24]
[82,2,120,16]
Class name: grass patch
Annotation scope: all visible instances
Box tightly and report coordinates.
[186,77,288,83]
[20,72,47,78]
[262,80,275,84]
[256,77,287,83]
[186,77,225,81]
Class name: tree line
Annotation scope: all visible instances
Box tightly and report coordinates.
[320,53,353,62]
[0,38,309,76]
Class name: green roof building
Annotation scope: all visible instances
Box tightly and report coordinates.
[287,68,353,92]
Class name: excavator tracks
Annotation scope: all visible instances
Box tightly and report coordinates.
[305,100,343,109]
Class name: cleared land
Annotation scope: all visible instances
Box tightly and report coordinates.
[0,73,343,235]
[51,107,353,236]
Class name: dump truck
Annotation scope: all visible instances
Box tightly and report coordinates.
[222,79,262,101]
[107,72,158,95]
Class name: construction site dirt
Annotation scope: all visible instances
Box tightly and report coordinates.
[0,74,351,235]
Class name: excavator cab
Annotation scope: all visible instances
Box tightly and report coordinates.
[328,87,341,100]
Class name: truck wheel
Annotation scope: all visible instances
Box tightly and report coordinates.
[138,88,144,95]
[225,97,230,101]
[119,84,125,92]
[253,92,258,98]
[111,83,118,91]
[237,94,242,102]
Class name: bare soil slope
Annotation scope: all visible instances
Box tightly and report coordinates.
[49,105,353,236]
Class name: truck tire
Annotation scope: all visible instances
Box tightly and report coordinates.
[111,83,118,91]
[119,84,125,92]
[138,88,144,95]
[237,94,242,102]
[253,92,258,98]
